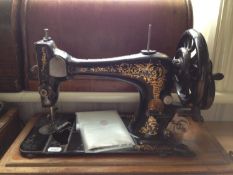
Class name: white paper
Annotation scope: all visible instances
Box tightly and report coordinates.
[76,110,135,153]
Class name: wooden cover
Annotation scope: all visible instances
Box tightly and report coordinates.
[0,0,24,92]
[22,0,193,91]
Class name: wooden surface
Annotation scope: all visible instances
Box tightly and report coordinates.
[0,108,20,158]
[205,122,233,153]
[0,116,233,174]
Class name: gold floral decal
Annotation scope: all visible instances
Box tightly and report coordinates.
[41,47,47,72]
[80,63,167,99]
[139,116,158,136]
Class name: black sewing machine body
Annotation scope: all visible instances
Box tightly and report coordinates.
[35,37,174,136]
[20,29,223,157]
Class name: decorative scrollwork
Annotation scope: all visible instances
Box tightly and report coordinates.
[41,47,47,72]
[168,118,190,134]
[139,116,158,136]
[116,63,166,99]
[79,63,167,137]
[79,63,167,99]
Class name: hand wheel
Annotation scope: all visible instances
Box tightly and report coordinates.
[172,29,223,110]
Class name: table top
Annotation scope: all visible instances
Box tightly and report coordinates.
[205,121,233,153]
[0,108,18,132]
[0,115,233,175]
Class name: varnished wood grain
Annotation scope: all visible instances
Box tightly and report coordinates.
[0,108,20,158]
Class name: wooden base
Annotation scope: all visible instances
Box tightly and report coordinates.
[0,108,20,158]
[0,114,233,174]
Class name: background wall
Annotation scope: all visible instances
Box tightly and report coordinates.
[191,0,221,59]
[192,0,233,121]
[2,0,233,122]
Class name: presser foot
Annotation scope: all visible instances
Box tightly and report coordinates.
[38,119,72,145]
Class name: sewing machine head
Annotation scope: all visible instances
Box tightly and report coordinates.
[18,26,225,157]
[34,27,223,138]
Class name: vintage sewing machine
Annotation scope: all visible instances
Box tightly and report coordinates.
[20,27,223,157]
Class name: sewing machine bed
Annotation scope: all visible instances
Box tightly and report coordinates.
[2,114,232,174]
[20,113,194,157]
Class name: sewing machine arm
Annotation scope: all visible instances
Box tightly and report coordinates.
[35,37,173,137]
[34,28,223,138]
